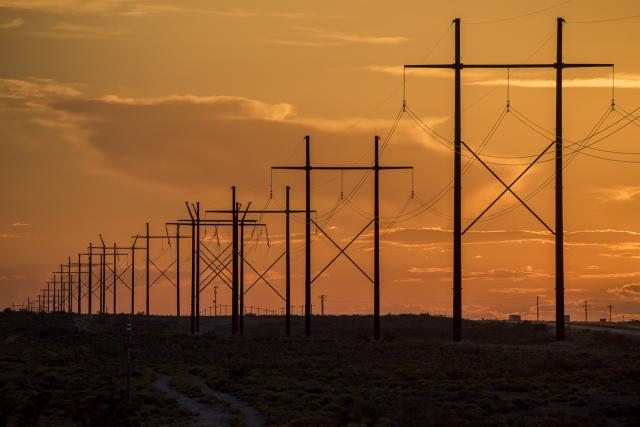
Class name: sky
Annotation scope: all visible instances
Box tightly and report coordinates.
[1,0,640,322]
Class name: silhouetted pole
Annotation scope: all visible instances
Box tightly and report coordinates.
[77,254,82,315]
[374,135,381,339]
[88,243,93,314]
[195,203,201,331]
[232,187,239,335]
[555,17,566,340]
[101,244,106,313]
[584,300,588,322]
[285,185,291,336]
[609,304,612,322]
[190,208,196,333]
[68,257,72,312]
[453,18,462,342]
[305,135,311,337]
[536,296,540,322]
[146,222,150,316]
[131,237,137,315]
[239,219,245,335]
[46,282,50,312]
[113,243,117,314]
[320,294,326,316]
[176,225,180,317]
[213,285,218,316]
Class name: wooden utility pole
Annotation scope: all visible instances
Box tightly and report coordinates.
[320,294,326,316]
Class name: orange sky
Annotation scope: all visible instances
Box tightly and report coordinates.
[1,0,640,321]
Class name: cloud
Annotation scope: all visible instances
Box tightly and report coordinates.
[407,266,451,274]
[0,17,23,29]
[488,287,547,294]
[607,283,640,301]
[598,186,640,202]
[270,28,411,48]
[0,1,312,18]
[577,271,640,280]
[366,65,640,90]
[31,22,127,39]
[11,222,29,227]
[0,77,82,99]
[465,267,551,282]
[392,277,422,283]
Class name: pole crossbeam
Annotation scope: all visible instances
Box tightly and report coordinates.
[404,17,612,341]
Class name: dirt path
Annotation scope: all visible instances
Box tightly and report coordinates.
[192,375,264,427]
[153,374,228,426]
[153,374,263,427]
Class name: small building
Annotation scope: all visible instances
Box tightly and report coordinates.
[564,315,571,322]
[600,318,607,322]
[508,314,521,322]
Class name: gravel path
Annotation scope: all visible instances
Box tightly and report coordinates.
[153,373,263,427]
[192,375,264,427]
[154,374,228,426]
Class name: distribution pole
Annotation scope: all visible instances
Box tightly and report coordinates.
[101,242,106,313]
[176,224,180,317]
[46,282,50,312]
[146,222,150,316]
[555,17,566,340]
[195,203,201,331]
[374,135,381,339]
[68,257,72,313]
[232,187,239,335]
[213,285,218,316]
[88,243,93,314]
[584,300,588,322]
[131,236,137,315]
[285,185,291,336]
[536,296,540,322]
[320,294,326,316]
[239,217,245,335]
[189,206,196,334]
[609,304,612,322]
[305,136,311,336]
[453,18,462,342]
[113,242,117,314]
[77,253,82,315]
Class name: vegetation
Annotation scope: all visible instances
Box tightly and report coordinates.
[1,312,639,426]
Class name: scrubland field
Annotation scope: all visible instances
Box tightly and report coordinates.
[1,311,639,426]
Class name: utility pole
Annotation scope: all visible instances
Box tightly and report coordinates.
[88,243,93,315]
[113,242,117,314]
[405,17,612,341]
[239,206,245,336]
[584,300,588,322]
[68,257,72,313]
[320,294,326,316]
[146,222,150,316]
[213,285,218,316]
[285,186,291,336]
[536,296,540,322]
[176,224,180,317]
[609,304,612,322]
[232,187,239,335]
[77,253,82,315]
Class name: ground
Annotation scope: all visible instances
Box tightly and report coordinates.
[1,311,639,426]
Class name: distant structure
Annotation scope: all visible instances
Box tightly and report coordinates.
[508,314,522,322]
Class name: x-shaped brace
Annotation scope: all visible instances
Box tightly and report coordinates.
[243,253,286,301]
[149,259,176,288]
[462,141,555,235]
[311,219,374,284]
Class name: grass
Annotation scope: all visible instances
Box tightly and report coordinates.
[1,311,639,426]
